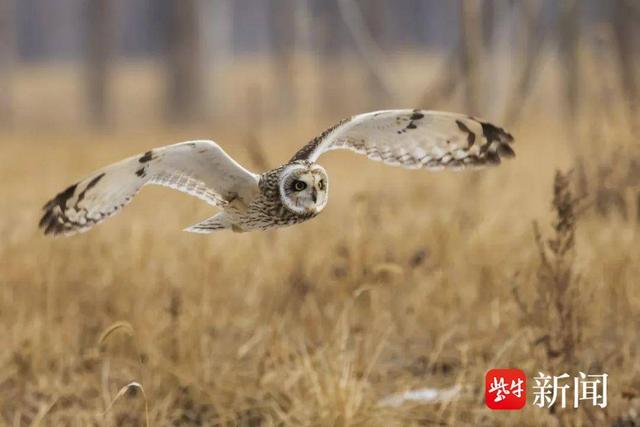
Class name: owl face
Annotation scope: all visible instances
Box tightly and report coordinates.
[278,163,329,215]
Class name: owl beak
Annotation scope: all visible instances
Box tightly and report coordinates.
[311,188,317,203]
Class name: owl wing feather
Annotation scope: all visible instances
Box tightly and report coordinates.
[39,140,259,236]
[289,109,515,169]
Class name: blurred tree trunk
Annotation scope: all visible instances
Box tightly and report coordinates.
[458,0,483,114]
[481,0,495,47]
[316,0,348,117]
[360,0,390,108]
[165,0,203,123]
[269,0,296,117]
[86,0,115,129]
[293,0,313,117]
[0,0,15,127]
[203,0,232,119]
[267,0,296,117]
[558,0,581,120]
[504,0,549,126]
[337,0,397,109]
[612,0,639,122]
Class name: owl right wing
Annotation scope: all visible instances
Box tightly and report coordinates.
[289,110,514,170]
[39,140,260,236]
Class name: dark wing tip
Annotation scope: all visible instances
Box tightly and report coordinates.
[39,183,78,236]
[39,202,67,236]
[478,121,515,164]
[39,207,63,236]
[486,151,501,165]
[480,121,514,144]
[497,143,516,159]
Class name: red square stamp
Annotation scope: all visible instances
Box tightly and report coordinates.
[485,368,527,410]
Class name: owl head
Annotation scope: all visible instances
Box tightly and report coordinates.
[279,162,329,215]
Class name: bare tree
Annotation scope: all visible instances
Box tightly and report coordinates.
[165,0,203,123]
[337,0,400,107]
[612,0,639,123]
[504,0,550,126]
[292,0,314,118]
[458,0,483,114]
[85,0,116,128]
[268,0,297,116]
[316,0,349,116]
[200,0,232,119]
[357,0,391,107]
[558,0,581,120]
[481,0,496,47]
[0,0,15,127]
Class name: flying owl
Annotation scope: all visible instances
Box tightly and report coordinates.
[39,110,514,236]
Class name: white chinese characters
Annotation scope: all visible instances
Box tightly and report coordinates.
[532,372,607,409]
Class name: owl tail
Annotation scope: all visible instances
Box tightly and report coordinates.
[184,212,232,234]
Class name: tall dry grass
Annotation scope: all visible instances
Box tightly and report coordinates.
[1,61,639,426]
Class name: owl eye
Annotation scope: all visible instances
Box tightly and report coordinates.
[318,179,325,190]
[293,180,307,191]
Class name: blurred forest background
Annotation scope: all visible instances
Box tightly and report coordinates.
[2,1,640,426]
[0,0,637,131]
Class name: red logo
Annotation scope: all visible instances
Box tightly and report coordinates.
[485,369,527,410]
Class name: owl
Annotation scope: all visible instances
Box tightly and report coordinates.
[39,110,514,236]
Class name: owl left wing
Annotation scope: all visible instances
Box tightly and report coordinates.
[39,140,259,236]
[289,110,514,170]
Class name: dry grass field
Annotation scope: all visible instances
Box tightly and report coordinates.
[1,62,640,426]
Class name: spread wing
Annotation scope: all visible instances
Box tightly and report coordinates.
[39,140,259,236]
[289,110,515,169]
